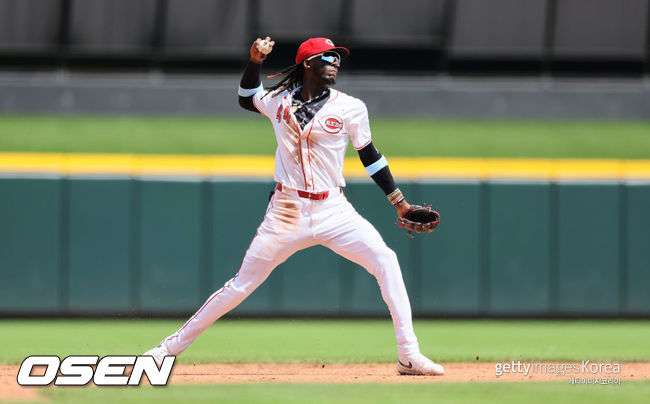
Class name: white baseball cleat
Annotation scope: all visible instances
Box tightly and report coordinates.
[397,352,445,376]
[143,341,171,367]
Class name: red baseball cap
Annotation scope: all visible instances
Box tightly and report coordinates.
[295,37,350,64]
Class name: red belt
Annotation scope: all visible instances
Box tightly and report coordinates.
[276,183,330,200]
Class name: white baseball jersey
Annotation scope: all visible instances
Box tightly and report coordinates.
[161,85,422,360]
[253,88,371,192]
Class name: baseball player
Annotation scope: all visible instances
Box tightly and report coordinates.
[145,36,443,376]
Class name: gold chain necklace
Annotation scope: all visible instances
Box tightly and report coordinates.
[291,89,329,114]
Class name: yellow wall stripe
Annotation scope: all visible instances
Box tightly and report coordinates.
[1,152,650,180]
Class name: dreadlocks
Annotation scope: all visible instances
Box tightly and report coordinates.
[264,64,303,98]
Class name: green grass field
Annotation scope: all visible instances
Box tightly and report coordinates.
[32,382,650,404]
[1,319,649,403]
[2,319,650,365]
[1,115,650,158]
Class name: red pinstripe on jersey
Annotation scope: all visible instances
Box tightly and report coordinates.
[304,119,316,190]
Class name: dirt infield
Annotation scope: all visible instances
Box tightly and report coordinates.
[2,362,649,401]
[170,362,650,384]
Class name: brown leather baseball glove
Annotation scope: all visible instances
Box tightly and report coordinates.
[396,205,440,238]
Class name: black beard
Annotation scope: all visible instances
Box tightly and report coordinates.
[323,76,336,85]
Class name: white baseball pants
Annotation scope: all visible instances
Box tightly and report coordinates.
[164,186,420,356]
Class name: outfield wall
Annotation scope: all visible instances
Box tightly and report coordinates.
[2,73,650,120]
[1,176,649,317]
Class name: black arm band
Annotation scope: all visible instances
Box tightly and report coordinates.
[238,61,263,113]
[357,142,398,195]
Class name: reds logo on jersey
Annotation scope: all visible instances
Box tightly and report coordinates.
[319,115,344,134]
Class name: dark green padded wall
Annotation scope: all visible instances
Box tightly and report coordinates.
[210,180,278,315]
[0,177,62,312]
[1,177,649,316]
[138,179,203,312]
[488,182,551,314]
[67,179,132,312]
[626,184,650,314]
[275,246,345,315]
[556,183,620,314]
[418,181,481,315]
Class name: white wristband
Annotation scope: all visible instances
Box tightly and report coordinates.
[238,83,264,97]
[365,155,388,176]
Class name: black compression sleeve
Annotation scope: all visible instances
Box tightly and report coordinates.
[240,61,262,88]
[357,141,381,166]
[238,61,263,113]
[357,142,398,195]
[370,166,399,195]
